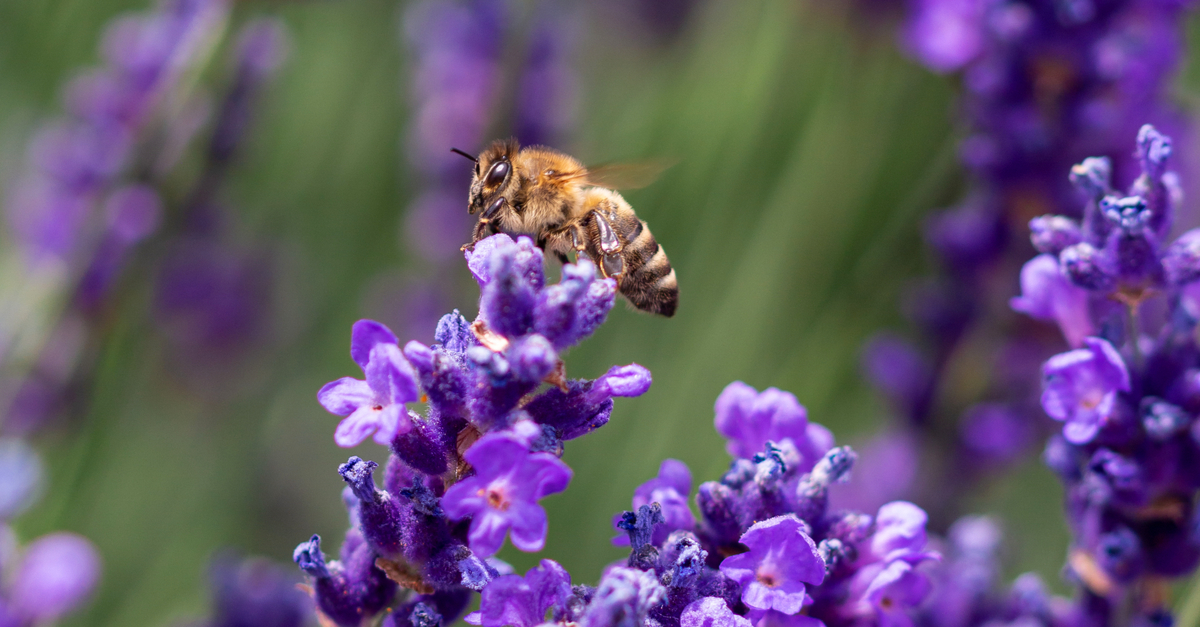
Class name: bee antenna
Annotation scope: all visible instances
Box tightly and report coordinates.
[450,148,478,163]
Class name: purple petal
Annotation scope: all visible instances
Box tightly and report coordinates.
[468,510,512,558]
[593,364,653,400]
[523,453,573,499]
[317,377,374,416]
[870,502,930,562]
[507,502,549,552]
[465,233,515,287]
[1010,254,1094,347]
[334,406,382,448]
[351,319,399,369]
[442,476,488,520]
[464,432,530,480]
[370,405,413,446]
[657,459,692,496]
[366,343,420,404]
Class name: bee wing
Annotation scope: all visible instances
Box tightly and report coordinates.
[574,159,677,190]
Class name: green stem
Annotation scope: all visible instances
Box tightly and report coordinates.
[1177,571,1200,627]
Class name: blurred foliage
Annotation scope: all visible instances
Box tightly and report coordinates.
[4,0,1200,625]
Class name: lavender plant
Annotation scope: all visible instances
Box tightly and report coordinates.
[857,0,1195,522]
[296,233,651,624]
[294,232,946,627]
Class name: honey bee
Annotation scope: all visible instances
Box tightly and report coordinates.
[454,138,678,317]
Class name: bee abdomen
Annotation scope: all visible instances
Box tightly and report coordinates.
[619,221,678,317]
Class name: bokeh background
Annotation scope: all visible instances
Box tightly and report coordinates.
[3,0,1200,624]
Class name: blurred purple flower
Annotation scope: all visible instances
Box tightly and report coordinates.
[9,533,101,623]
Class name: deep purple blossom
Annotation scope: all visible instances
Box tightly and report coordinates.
[1041,337,1131,444]
[318,320,420,447]
[442,430,573,558]
[720,515,824,614]
[714,382,832,468]
[464,559,573,627]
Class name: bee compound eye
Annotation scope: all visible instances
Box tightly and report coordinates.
[483,196,506,219]
[485,161,510,188]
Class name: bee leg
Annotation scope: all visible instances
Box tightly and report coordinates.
[461,197,510,251]
[589,210,625,279]
[555,252,570,265]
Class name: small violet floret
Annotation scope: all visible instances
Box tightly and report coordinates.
[318,319,420,447]
[1041,337,1131,444]
[1010,254,1094,347]
[442,430,573,558]
[613,458,695,547]
[465,559,573,627]
[680,597,752,627]
[715,382,832,469]
[719,514,825,614]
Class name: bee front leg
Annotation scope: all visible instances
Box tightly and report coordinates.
[461,197,509,252]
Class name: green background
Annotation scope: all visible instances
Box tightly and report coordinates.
[2,0,1198,624]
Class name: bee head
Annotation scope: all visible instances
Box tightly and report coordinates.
[467,138,521,216]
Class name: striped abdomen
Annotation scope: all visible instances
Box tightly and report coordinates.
[613,217,678,317]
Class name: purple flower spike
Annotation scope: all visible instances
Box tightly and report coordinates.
[715,382,830,470]
[465,559,573,627]
[442,431,573,558]
[751,609,825,627]
[319,320,419,447]
[10,532,100,622]
[339,457,404,558]
[293,534,396,627]
[613,459,694,547]
[1010,254,1095,347]
[1041,337,1131,444]
[680,597,751,627]
[719,515,824,614]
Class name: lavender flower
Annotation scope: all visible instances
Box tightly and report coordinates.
[613,459,695,547]
[318,320,420,447]
[714,382,832,470]
[442,430,573,558]
[1040,337,1131,444]
[719,515,824,614]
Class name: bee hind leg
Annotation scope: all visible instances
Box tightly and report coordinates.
[588,210,625,279]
